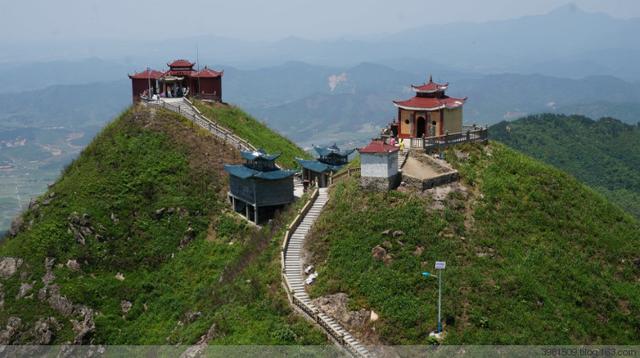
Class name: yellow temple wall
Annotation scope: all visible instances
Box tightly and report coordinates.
[443,108,463,133]
[400,109,413,136]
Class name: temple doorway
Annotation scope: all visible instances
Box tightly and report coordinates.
[416,116,426,137]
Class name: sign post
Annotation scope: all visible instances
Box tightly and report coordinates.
[434,261,446,333]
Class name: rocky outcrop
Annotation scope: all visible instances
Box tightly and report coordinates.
[313,293,370,329]
[121,300,132,314]
[179,324,217,358]
[67,212,100,245]
[7,217,24,237]
[16,282,34,299]
[30,317,61,344]
[179,226,196,249]
[0,257,23,279]
[371,245,392,265]
[0,317,22,344]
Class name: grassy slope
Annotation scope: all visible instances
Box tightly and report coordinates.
[490,114,640,218]
[193,101,310,168]
[0,106,324,344]
[307,142,640,345]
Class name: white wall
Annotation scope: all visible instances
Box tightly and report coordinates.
[361,152,398,178]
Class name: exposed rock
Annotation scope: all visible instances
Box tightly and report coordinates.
[634,258,640,270]
[371,245,392,265]
[121,300,132,314]
[66,259,80,272]
[167,207,176,215]
[371,245,387,261]
[115,272,125,281]
[67,212,94,245]
[312,293,370,328]
[392,230,405,238]
[42,257,55,285]
[413,246,424,257]
[47,285,74,316]
[180,324,216,358]
[71,307,95,344]
[110,212,119,224]
[154,208,166,219]
[381,229,391,236]
[381,240,392,250]
[0,257,23,278]
[0,283,4,309]
[184,310,202,324]
[370,310,379,322]
[8,217,24,237]
[0,317,22,344]
[31,317,60,345]
[16,282,34,299]
[179,227,196,248]
[454,150,470,161]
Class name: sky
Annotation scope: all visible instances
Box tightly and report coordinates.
[2,0,639,42]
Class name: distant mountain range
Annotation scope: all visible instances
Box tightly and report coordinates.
[3,4,640,81]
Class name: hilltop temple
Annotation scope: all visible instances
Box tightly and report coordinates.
[128,59,223,103]
[392,76,467,144]
[296,144,355,188]
[224,149,296,224]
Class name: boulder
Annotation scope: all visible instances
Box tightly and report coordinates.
[179,227,196,248]
[392,230,405,238]
[413,246,424,256]
[16,282,34,299]
[66,259,80,272]
[115,272,125,281]
[0,257,23,278]
[71,307,95,344]
[0,317,22,344]
[7,217,24,237]
[121,300,132,314]
[381,229,391,236]
[371,246,387,261]
[370,310,379,322]
[154,208,166,219]
[31,317,60,345]
[46,285,74,316]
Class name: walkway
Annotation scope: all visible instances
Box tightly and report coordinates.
[283,188,371,357]
[149,98,305,197]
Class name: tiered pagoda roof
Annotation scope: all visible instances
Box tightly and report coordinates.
[296,144,355,173]
[393,96,466,111]
[394,76,466,111]
[168,59,195,68]
[225,149,296,180]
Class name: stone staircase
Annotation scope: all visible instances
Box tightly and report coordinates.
[284,188,371,357]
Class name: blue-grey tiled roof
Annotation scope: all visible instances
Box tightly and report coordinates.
[296,158,344,173]
[313,144,355,158]
[224,164,296,180]
[240,149,281,162]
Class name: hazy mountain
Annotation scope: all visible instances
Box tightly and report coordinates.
[3,4,640,80]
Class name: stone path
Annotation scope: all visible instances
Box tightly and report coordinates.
[284,188,371,357]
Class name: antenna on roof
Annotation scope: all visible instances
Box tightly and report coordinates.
[429,74,433,83]
[196,45,200,97]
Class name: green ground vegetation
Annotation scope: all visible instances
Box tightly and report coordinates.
[491,114,640,218]
[193,101,310,168]
[307,142,640,345]
[0,106,324,345]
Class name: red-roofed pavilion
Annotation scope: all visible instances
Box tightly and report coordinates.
[128,59,223,103]
[393,76,466,140]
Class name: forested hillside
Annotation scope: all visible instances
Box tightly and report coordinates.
[491,114,640,218]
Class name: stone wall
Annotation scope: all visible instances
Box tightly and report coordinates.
[360,172,402,191]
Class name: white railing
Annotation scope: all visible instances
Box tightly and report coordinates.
[146,99,256,152]
[280,189,370,357]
